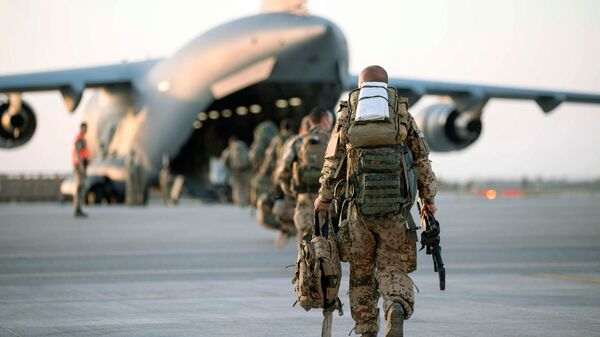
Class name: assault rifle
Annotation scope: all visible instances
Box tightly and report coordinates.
[417,200,446,291]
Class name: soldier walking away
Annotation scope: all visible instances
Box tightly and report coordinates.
[221,136,252,207]
[125,150,138,206]
[253,119,296,247]
[72,122,90,218]
[249,120,278,172]
[277,108,333,246]
[315,65,438,337]
[159,153,172,205]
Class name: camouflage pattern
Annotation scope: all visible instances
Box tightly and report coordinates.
[406,116,437,203]
[348,208,416,334]
[221,141,252,207]
[159,165,171,205]
[277,126,330,196]
[319,104,437,204]
[125,155,138,206]
[229,170,251,206]
[252,129,295,206]
[293,192,317,243]
[259,130,295,180]
[276,134,303,195]
[318,100,436,335]
[249,121,278,171]
[278,126,331,245]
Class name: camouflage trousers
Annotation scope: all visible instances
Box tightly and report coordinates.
[273,194,295,234]
[73,166,86,212]
[230,170,251,207]
[293,193,317,244]
[348,208,417,335]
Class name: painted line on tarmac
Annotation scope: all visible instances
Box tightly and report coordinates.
[536,273,600,284]
[0,267,285,279]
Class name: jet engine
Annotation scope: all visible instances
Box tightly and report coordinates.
[0,99,37,148]
[415,103,482,152]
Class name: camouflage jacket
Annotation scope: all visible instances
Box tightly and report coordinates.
[259,130,295,178]
[318,102,437,204]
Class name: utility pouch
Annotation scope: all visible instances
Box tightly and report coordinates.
[352,146,408,217]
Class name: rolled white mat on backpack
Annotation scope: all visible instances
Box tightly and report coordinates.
[356,82,389,122]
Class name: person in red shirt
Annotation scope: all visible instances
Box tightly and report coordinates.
[72,122,90,217]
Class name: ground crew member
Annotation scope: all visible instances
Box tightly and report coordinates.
[221,136,252,207]
[72,122,90,218]
[315,65,438,337]
[278,108,333,245]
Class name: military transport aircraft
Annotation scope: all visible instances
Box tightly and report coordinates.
[1,0,600,202]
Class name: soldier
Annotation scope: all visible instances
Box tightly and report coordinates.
[159,153,172,205]
[257,119,295,248]
[277,108,333,245]
[72,122,90,218]
[259,119,295,181]
[272,115,312,247]
[251,119,293,208]
[125,150,138,206]
[249,120,278,172]
[134,155,146,205]
[221,136,251,207]
[314,65,438,337]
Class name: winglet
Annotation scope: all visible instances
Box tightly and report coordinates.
[60,83,85,112]
[535,95,565,113]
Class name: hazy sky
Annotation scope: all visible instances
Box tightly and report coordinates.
[1,0,599,181]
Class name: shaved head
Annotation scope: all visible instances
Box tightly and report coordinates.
[358,65,388,86]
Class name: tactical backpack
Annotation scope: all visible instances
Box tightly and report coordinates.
[229,141,250,170]
[249,121,278,168]
[292,129,330,193]
[292,212,343,314]
[340,87,417,217]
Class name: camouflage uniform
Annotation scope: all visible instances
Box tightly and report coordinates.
[159,165,171,205]
[125,154,138,206]
[261,130,296,234]
[278,126,331,243]
[259,130,295,180]
[318,102,437,335]
[221,141,252,207]
[249,121,278,172]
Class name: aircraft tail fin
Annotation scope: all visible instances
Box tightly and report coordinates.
[261,0,308,15]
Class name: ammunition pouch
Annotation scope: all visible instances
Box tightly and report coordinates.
[349,145,412,218]
[292,162,322,194]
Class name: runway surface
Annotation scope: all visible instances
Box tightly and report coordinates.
[1,194,599,336]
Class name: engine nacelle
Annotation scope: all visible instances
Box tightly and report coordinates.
[415,103,482,152]
[0,100,37,149]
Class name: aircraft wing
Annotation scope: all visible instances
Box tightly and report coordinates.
[346,75,600,113]
[0,59,160,111]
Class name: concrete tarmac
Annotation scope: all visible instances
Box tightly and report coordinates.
[0,194,599,336]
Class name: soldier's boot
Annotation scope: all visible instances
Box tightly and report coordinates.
[74,209,88,218]
[384,303,404,337]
